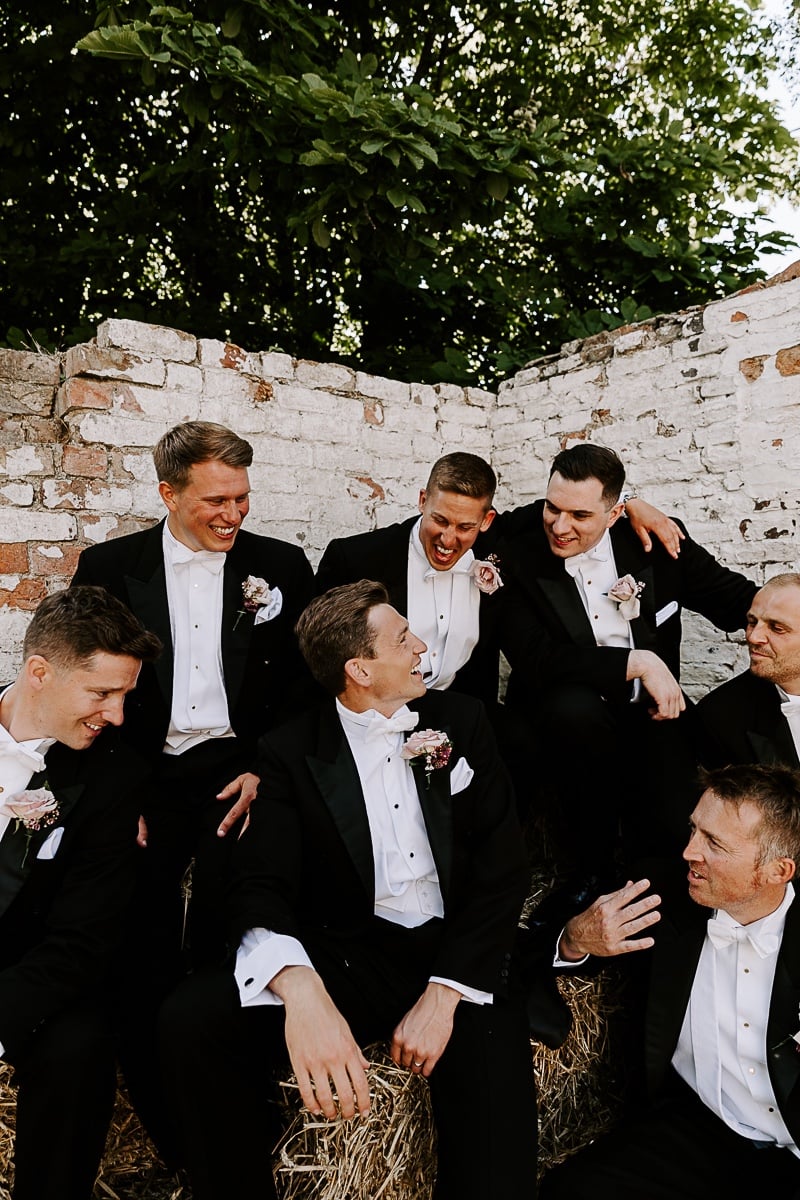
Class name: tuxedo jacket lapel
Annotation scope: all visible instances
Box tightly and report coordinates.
[122,521,174,703]
[537,573,597,647]
[220,543,255,712]
[412,730,454,900]
[306,708,374,900]
[646,911,706,1091]
[767,901,800,1132]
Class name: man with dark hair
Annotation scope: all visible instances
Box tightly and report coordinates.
[697,574,800,769]
[542,763,800,1198]
[496,443,757,868]
[0,586,160,1200]
[71,419,314,1150]
[160,580,539,1200]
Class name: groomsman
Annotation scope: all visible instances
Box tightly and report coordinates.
[71,420,314,1149]
[697,574,800,769]
[0,586,160,1199]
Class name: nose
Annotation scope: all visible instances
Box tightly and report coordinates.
[552,511,570,536]
[412,632,427,655]
[103,696,126,727]
[682,831,701,862]
[746,620,766,645]
[438,526,457,548]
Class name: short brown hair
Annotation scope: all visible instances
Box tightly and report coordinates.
[24,587,162,669]
[759,573,800,594]
[700,763,800,866]
[425,453,496,507]
[549,445,625,507]
[296,581,389,696]
[153,421,253,489]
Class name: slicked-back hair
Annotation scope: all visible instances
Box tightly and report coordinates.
[549,444,625,507]
[153,421,253,490]
[699,763,800,867]
[296,580,389,697]
[425,453,496,507]
[23,587,162,669]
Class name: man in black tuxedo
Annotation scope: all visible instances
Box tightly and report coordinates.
[0,586,160,1200]
[543,763,800,1198]
[160,580,539,1200]
[71,420,314,1148]
[496,443,757,866]
[697,574,800,769]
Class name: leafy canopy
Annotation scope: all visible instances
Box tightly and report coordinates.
[0,0,795,385]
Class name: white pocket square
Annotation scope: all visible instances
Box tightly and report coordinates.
[254,587,283,625]
[450,757,474,795]
[36,826,64,861]
[655,600,679,627]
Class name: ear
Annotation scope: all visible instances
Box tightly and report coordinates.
[606,502,625,530]
[771,857,796,885]
[418,489,427,515]
[479,507,496,533]
[24,654,51,691]
[343,657,371,690]
[158,480,177,511]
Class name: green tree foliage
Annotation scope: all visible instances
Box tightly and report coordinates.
[1,1,795,384]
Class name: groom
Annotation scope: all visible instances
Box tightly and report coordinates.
[0,586,160,1199]
[161,580,539,1199]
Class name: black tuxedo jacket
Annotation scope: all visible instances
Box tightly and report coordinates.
[645,883,800,1145]
[0,732,145,1060]
[316,517,503,708]
[72,521,315,762]
[695,670,799,769]
[495,502,757,707]
[230,689,529,995]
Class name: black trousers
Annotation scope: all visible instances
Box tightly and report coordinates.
[160,918,539,1200]
[541,1075,800,1200]
[6,1001,117,1200]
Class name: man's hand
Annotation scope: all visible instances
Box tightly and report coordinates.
[137,814,148,848]
[625,497,685,559]
[391,982,461,1078]
[559,879,661,961]
[270,966,370,1120]
[627,649,686,721]
[216,772,259,838]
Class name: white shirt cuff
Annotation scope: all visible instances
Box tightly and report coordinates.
[429,976,493,1005]
[553,927,589,968]
[235,927,314,1007]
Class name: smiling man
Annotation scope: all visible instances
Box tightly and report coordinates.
[71,420,314,1155]
[160,580,539,1200]
[698,574,800,771]
[543,762,800,1199]
[0,586,160,1200]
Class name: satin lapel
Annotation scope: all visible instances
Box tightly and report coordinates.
[220,545,253,711]
[375,519,415,612]
[305,708,374,899]
[750,730,799,767]
[537,575,597,647]
[767,901,800,1127]
[610,526,658,651]
[123,524,174,702]
[646,913,705,1086]
[0,753,84,920]
[412,729,454,900]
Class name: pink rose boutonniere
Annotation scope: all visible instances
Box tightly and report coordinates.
[607,574,645,620]
[234,575,283,630]
[0,787,60,866]
[401,729,453,786]
[470,553,503,595]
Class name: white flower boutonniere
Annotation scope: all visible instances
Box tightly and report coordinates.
[607,574,645,620]
[0,787,60,866]
[470,554,503,595]
[234,576,283,630]
[401,729,453,787]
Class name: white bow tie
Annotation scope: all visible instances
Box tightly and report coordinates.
[564,546,609,577]
[0,744,46,775]
[706,916,780,958]
[363,709,420,741]
[169,544,226,575]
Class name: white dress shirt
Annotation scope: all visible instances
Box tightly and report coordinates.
[0,693,55,843]
[235,702,491,1009]
[406,519,480,690]
[563,529,634,652]
[672,883,798,1156]
[778,686,800,761]
[162,523,235,755]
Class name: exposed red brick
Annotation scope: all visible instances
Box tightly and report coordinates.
[65,344,136,379]
[352,475,385,501]
[559,430,589,449]
[776,345,800,377]
[363,399,384,426]
[0,543,29,573]
[222,343,247,369]
[62,445,108,478]
[29,543,83,578]
[0,579,46,610]
[773,439,784,448]
[47,479,88,509]
[59,378,113,411]
[25,416,68,443]
[730,311,748,323]
[592,408,613,426]
[252,380,273,403]
[739,355,767,382]
[119,383,143,413]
